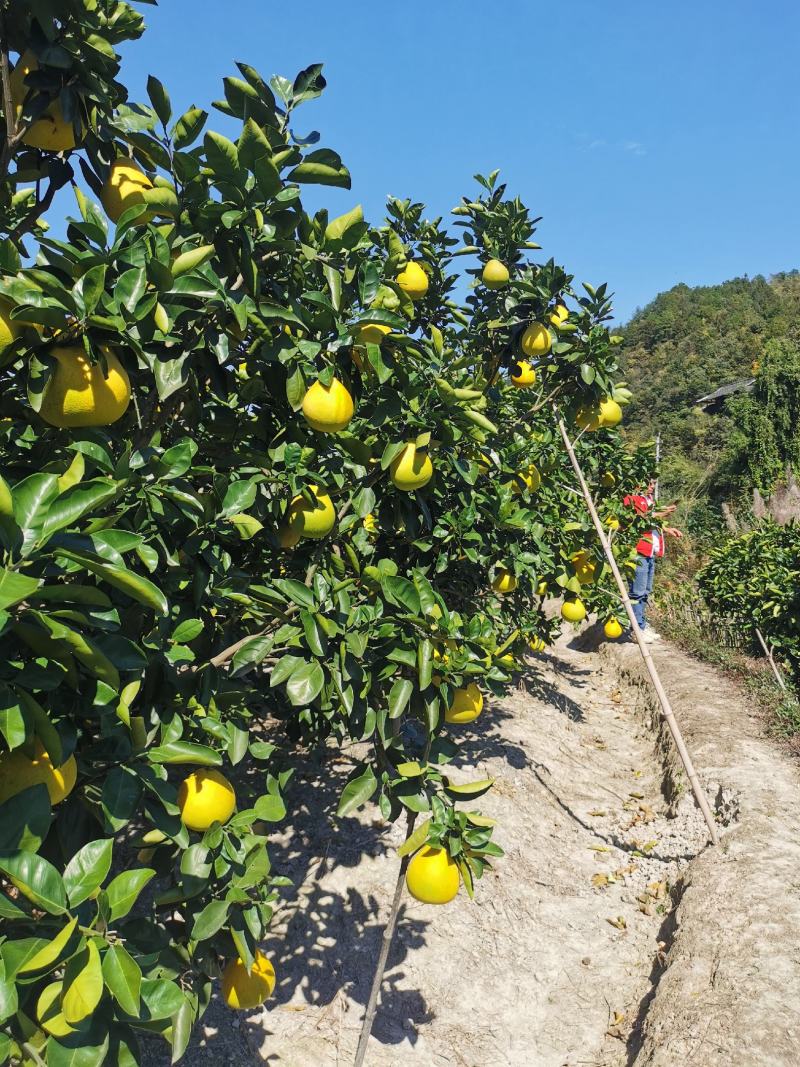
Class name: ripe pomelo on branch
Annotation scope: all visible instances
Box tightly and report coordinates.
[355,323,391,345]
[286,486,336,539]
[520,322,552,358]
[491,568,517,594]
[396,261,429,300]
[39,346,131,428]
[604,619,623,640]
[511,360,536,387]
[221,951,276,1010]
[445,683,484,724]
[0,739,77,805]
[405,846,460,904]
[301,377,354,432]
[178,769,237,831]
[10,53,82,152]
[561,598,587,623]
[390,442,433,491]
[100,159,154,222]
[481,258,509,289]
[549,304,569,328]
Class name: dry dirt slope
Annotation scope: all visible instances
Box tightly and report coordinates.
[153,629,800,1066]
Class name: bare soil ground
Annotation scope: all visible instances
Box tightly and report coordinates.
[159,626,744,1067]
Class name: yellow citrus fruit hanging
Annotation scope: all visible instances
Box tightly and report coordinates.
[10,53,82,152]
[39,346,131,428]
[355,323,391,345]
[529,636,546,653]
[600,471,616,488]
[221,950,276,1010]
[511,360,536,388]
[396,261,429,300]
[604,619,623,640]
[536,580,549,597]
[606,516,620,531]
[482,259,509,289]
[514,463,541,493]
[405,846,460,904]
[390,443,433,491]
[0,300,21,353]
[491,568,517,594]
[277,523,301,549]
[362,512,377,534]
[598,397,622,427]
[520,323,552,358]
[549,304,569,328]
[286,485,336,540]
[561,598,587,623]
[177,769,236,831]
[445,683,483,724]
[100,160,154,223]
[570,549,597,585]
[0,739,77,806]
[301,377,354,432]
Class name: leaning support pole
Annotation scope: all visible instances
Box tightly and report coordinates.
[755,627,788,693]
[556,415,720,846]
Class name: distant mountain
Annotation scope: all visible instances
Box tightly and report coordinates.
[618,272,800,527]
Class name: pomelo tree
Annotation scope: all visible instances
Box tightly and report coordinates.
[0,3,640,1062]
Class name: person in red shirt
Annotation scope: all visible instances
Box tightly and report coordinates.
[623,483,682,642]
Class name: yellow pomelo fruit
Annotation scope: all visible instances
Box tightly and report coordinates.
[520,323,552,358]
[390,443,433,491]
[10,53,81,152]
[405,845,459,904]
[363,512,377,534]
[536,580,549,597]
[301,377,354,432]
[600,471,616,488]
[445,683,483,724]
[598,397,622,427]
[0,300,21,352]
[39,346,130,428]
[514,463,541,493]
[100,160,154,223]
[0,739,77,805]
[511,360,536,387]
[396,261,429,300]
[549,304,569,328]
[221,950,276,1010]
[482,259,509,289]
[606,517,620,531]
[561,598,587,623]
[287,485,336,540]
[570,549,597,585]
[529,636,546,653]
[177,769,236,831]
[604,619,623,640]
[491,568,517,594]
[575,405,602,431]
[355,323,391,345]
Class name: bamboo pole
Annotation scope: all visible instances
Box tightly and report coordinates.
[556,415,719,845]
[755,628,788,693]
[353,813,416,1067]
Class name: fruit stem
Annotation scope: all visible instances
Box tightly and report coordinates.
[353,809,417,1067]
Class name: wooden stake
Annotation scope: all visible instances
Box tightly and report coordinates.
[755,627,788,693]
[556,415,720,845]
[353,812,416,1067]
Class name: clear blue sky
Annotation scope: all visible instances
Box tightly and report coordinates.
[112,0,800,322]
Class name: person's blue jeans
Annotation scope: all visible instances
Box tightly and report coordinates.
[630,553,656,630]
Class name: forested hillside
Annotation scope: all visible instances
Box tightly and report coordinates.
[619,272,800,529]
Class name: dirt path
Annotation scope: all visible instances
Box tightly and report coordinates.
[174,632,715,1067]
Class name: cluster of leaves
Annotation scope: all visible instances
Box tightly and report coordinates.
[0,3,643,1063]
[697,519,800,678]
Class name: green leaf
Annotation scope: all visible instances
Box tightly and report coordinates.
[147,74,172,126]
[106,868,155,921]
[337,763,377,816]
[204,131,240,181]
[0,684,27,749]
[0,784,51,852]
[190,898,229,941]
[388,677,413,719]
[171,107,208,149]
[171,618,203,644]
[228,513,263,539]
[238,119,281,197]
[285,661,324,706]
[63,839,113,907]
[443,776,495,798]
[0,851,67,914]
[102,943,141,1016]
[54,548,168,616]
[0,976,17,1024]
[40,479,120,543]
[62,939,103,1024]
[17,916,78,975]
[147,741,222,765]
[273,578,315,609]
[0,568,41,611]
[325,204,363,243]
[396,817,431,857]
[253,792,286,822]
[101,767,142,832]
[171,244,215,277]
[288,149,351,189]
